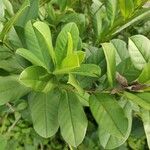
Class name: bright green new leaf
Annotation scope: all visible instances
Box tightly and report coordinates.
[75,51,85,64]
[119,0,134,19]
[29,89,60,138]
[102,43,116,87]
[54,54,80,75]
[71,64,101,77]
[58,90,88,147]
[19,66,56,93]
[141,108,150,149]
[128,35,150,70]
[55,22,79,65]
[0,76,30,106]
[99,99,132,149]
[67,32,73,56]
[124,91,150,110]
[90,93,128,138]
[137,63,150,84]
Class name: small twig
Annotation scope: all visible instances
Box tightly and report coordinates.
[6,103,15,112]
[7,116,21,133]
[68,145,73,150]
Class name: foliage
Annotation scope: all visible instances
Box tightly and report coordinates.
[0,0,150,149]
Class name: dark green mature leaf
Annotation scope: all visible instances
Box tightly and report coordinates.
[137,63,150,84]
[141,108,150,149]
[16,0,39,27]
[29,89,60,138]
[111,39,129,65]
[55,22,79,65]
[102,43,116,87]
[0,76,30,106]
[99,99,132,149]
[71,64,101,77]
[90,93,128,138]
[58,90,88,147]
[117,58,141,82]
[0,0,30,41]
[119,0,134,19]
[129,35,150,70]
[105,0,117,26]
[16,21,54,71]
[19,66,56,93]
[124,92,150,110]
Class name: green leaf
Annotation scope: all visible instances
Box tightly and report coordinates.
[111,39,129,65]
[55,22,79,65]
[58,90,88,147]
[71,64,101,77]
[113,9,150,35]
[140,108,150,149]
[75,51,85,64]
[16,48,46,69]
[29,89,60,138]
[67,32,73,56]
[16,0,39,27]
[0,76,30,106]
[105,0,117,26]
[102,43,116,87]
[54,54,80,75]
[137,63,150,84]
[17,21,54,71]
[0,0,30,41]
[99,99,132,149]
[128,35,150,70]
[33,21,55,64]
[124,91,150,110]
[19,66,56,93]
[119,0,134,19]
[90,93,128,138]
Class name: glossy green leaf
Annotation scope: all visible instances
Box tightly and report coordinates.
[119,0,134,19]
[55,22,79,65]
[102,43,116,87]
[137,63,150,84]
[99,99,132,149]
[58,90,88,147]
[141,108,150,149]
[124,91,150,110]
[90,93,128,138]
[19,66,56,93]
[0,0,30,41]
[128,35,150,70]
[71,64,101,77]
[0,76,30,106]
[29,89,60,138]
